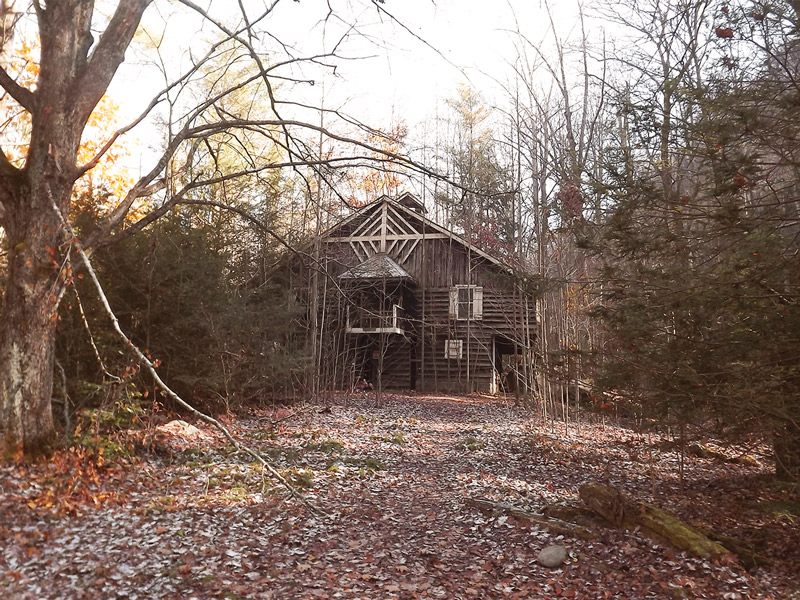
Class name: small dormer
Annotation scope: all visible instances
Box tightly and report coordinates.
[395,192,427,214]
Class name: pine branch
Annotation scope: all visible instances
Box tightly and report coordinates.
[51,197,326,517]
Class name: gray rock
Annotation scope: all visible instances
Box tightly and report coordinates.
[537,544,568,568]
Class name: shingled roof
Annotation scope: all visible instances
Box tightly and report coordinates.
[339,253,413,281]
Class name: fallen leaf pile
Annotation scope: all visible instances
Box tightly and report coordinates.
[1,393,798,599]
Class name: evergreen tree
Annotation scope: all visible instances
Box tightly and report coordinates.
[590,0,800,479]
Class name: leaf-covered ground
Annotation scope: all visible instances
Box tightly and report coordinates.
[2,393,798,599]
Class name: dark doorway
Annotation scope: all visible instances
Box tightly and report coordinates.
[494,335,526,395]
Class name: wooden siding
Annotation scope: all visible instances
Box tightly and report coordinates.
[288,196,537,394]
[414,286,536,393]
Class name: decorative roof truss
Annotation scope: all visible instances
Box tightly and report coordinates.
[326,202,446,265]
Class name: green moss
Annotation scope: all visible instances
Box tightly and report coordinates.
[219,486,249,502]
[262,447,300,463]
[250,429,277,441]
[304,439,345,453]
[283,468,314,489]
[344,456,384,471]
[756,500,800,523]
[337,456,385,478]
[458,436,486,451]
[386,432,405,444]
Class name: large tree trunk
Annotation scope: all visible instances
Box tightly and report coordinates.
[0,0,150,457]
[0,173,71,456]
[0,1,84,454]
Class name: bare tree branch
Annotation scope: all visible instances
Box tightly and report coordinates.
[73,0,152,124]
[0,63,35,111]
[52,195,326,516]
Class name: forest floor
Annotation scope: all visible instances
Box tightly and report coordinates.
[1,392,799,599]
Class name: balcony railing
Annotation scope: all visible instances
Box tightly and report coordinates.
[346,305,405,334]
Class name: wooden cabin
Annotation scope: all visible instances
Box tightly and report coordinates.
[289,192,537,394]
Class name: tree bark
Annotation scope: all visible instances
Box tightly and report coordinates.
[0,0,150,456]
[0,174,69,455]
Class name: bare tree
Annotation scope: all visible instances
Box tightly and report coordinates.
[0,0,428,455]
[503,0,609,418]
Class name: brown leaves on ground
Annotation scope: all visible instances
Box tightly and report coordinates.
[1,393,798,599]
[7,445,123,516]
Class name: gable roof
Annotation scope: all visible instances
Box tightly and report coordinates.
[394,191,428,214]
[318,194,512,273]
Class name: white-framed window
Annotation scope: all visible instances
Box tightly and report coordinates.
[449,285,483,320]
[444,339,463,359]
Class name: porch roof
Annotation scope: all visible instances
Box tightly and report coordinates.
[339,253,414,282]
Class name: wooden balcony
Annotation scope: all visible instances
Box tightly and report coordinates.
[346,305,405,335]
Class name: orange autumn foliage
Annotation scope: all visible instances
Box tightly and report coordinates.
[344,121,408,206]
[1,36,134,216]
[73,93,136,216]
[24,445,121,517]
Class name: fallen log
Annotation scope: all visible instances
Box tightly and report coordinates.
[701,530,773,569]
[542,503,609,530]
[687,443,726,460]
[578,482,732,561]
[465,498,598,541]
[659,441,762,467]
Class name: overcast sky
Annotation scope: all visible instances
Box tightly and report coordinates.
[107,0,590,165]
[116,0,588,122]
[287,0,586,125]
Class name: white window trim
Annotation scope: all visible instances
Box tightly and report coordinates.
[449,285,483,321]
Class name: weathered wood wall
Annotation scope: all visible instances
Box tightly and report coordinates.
[290,200,538,394]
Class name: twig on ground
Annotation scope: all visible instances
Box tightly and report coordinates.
[465,497,598,540]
